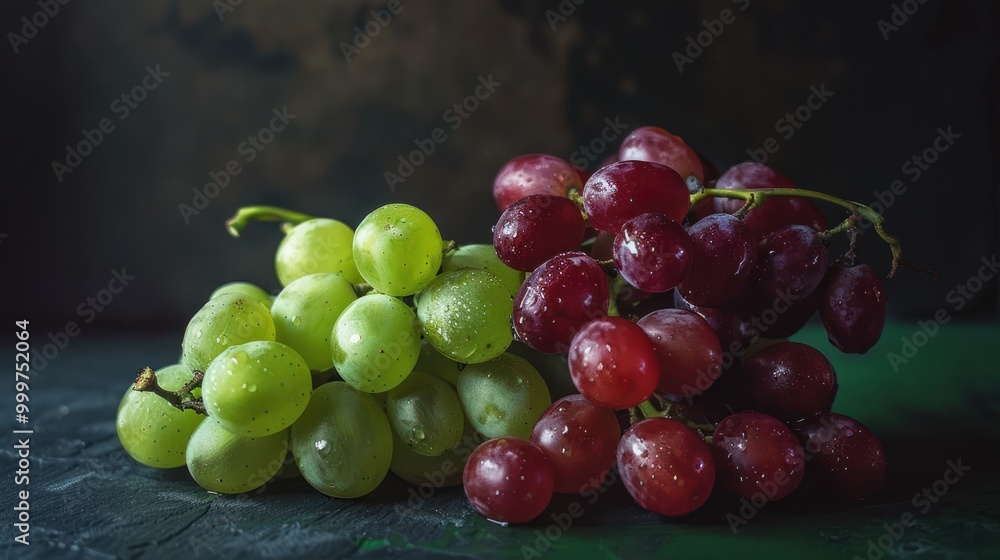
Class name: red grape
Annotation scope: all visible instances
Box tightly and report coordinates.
[582,161,690,233]
[636,309,723,397]
[463,437,554,523]
[712,412,805,502]
[612,213,693,293]
[795,413,886,502]
[530,394,621,493]
[618,126,705,182]
[617,418,715,516]
[742,341,838,423]
[819,262,887,354]
[568,317,659,409]
[493,194,587,272]
[747,224,829,306]
[513,252,608,353]
[493,154,583,211]
[677,213,758,307]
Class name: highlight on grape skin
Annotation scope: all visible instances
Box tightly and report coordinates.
[118,123,901,525]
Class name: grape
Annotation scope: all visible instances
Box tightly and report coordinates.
[390,422,481,487]
[513,252,609,354]
[457,352,551,439]
[759,286,820,339]
[530,394,620,493]
[414,339,463,386]
[463,437,554,523]
[493,194,587,272]
[677,213,758,308]
[276,218,362,286]
[819,262,887,354]
[568,317,659,409]
[618,126,705,182]
[116,364,205,468]
[386,371,464,456]
[612,213,693,293]
[442,243,524,298]
[742,341,838,423]
[186,419,288,494]
[711,162,828,236]
[416,268,513,364]
[711,412,805,501]
[582,160,690,233]
[353,204,444,296]
[201,340,313,437]
[180,293,276,373]
[492,153,583,211]
[673,291,758,351]
[617,418,715,517]
[747,225,829,307]
[636,309,723,397]
[210,281,272,306]
[794,412,886,502]
[290,381,393,498]
[331,294,421,393]
[271,273,357,371]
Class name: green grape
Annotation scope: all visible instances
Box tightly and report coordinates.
[416,268,513,364]
[116,364,205,468]
[415,339,462,386]
[386,371,463,457]
[507,340,577,401]
[443,243,524,297]
[390,421,481,488]
[276,218,363,286]
[457,352,551,439]
[180,293,276,373]
[209,281,273,307]
[352,204,444,296]
[271,273,357,371]
[290,381,392,498]
[186,418,288,494]
[330,294,421,393]
[201,341,312,437]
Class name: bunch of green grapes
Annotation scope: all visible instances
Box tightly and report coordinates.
[115,203,558,501]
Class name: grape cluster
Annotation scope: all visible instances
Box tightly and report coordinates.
[117,124,897,526]
[466,125,891,521]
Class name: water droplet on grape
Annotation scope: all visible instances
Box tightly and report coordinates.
[291,315,302,326]
[217,334,229,345]
[350,333,362,344]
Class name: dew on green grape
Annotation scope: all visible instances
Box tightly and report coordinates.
[458,353,551,439]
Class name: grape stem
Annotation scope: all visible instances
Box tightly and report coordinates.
[635,395,715,434]
[690,187,905,277]
[225,206,316,238]
[132,367,208,415]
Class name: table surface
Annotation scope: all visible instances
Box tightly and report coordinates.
[2,321,999,560]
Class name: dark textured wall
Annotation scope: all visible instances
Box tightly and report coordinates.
[2,0,998,331]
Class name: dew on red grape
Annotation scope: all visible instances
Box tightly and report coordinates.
[794,412,886,502]
[612,213,693,293]
[463,436,554,523]
[493,154,583,211]
[530,394,621,493]
[618,126,705,182]
[617,418,715,517]
[742,341,838,423]
[712,411,805,502]
[820,262,887,354]
[636,309,723,398]
[582,160,689,233]
[568,317,659,409]
[494,194,587,272]
[678,213,758,307]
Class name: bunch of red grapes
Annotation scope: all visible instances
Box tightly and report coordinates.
[463,126,890,523]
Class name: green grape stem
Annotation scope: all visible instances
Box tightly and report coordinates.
[689,187,904,277]
[635,395,716,434]
[133,367,208,415]
[225,206,317,238]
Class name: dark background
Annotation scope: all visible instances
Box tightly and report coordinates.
[2,0,998,332]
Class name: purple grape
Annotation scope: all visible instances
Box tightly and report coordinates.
[794,412,886,502]
[494,194,586,272]
[712,412,806,502]
[742,341,838,423]
[677,213,758,307]
[820,262,887,354]
[612,213,693,293]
